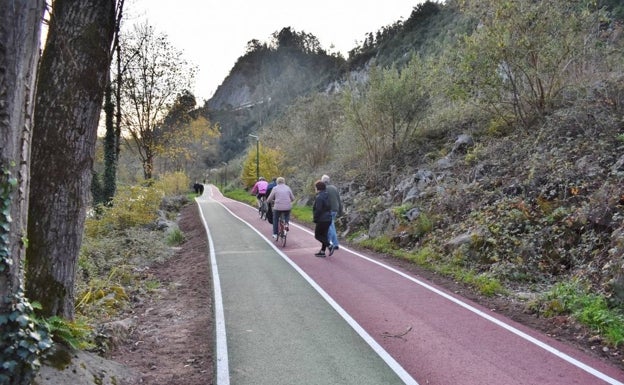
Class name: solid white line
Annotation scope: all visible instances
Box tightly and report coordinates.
[210,189,623,385]
[196,197,230,385]
[341,248,624,385]
[212,195,419,385]
[286,217,624,385]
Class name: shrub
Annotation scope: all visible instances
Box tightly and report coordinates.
[166,228,185,246]
[154,171,190,196]
[86,184,164,237]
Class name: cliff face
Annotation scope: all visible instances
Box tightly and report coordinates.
[200,43,346,161]
[206,72,254,111]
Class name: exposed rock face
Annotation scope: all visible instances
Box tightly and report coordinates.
[369,209,401,238]
[206,72,254,111]
[34,345,139,385]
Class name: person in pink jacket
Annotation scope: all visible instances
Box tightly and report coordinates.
[250,176,269,209]
[266,177,295,239]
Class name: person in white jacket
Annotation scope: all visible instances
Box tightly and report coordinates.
[266,177,295,239]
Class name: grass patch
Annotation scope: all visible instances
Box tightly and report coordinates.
[539,280,624,347]
[225,188,257,206]
[166,228,185,246]
[360,235,396,254]
[291,204,312,223]
[144,279,161,292]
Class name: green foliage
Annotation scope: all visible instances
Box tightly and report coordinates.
[90,171,105,208]
[415,212,434,237]
[144,280,161,292]
[86,184,164,237]
[342,58,429,170]
[102,81,117,205]
[0,292,53,384]
[359,235,397,254]
[407,246,438,266]
[290,205,312,224]
[224,188,259,206]
[0,169,17,274]
[73,185,180,356]
[1,169,53,384]
[166,228,185,246]
[348,1,454,67]
[241,143,281,188]
[153,171,191,196]
[455,0,608,127]
[264,93,342,174]
[37,315,94,350]
[472,274,505,297]
[539,280,624,346]
[77,226,172,326]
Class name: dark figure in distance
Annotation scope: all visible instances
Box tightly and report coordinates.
[312,180,332,257]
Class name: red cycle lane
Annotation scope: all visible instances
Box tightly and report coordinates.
[209,186,624,385]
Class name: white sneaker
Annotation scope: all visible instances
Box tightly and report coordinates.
[272,234,277,240]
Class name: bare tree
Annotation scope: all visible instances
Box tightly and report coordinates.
[120,22,196,179]
[26,0,118,319]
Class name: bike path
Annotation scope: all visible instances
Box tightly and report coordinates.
[198,185,624,385]
[196,193,413,385]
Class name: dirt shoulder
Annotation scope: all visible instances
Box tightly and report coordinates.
[109,203,214,385]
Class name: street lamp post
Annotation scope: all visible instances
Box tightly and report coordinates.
[248,134,259,180]
[221,162,227,191]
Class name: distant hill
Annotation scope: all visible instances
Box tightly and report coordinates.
[199,26,345,162]
[199,2,469,164]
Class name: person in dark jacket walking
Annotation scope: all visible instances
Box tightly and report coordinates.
[321,174,342,255]
[312,180,332,257]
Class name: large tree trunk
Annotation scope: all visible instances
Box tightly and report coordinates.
[0,0,46,310]
[26,0,116,319]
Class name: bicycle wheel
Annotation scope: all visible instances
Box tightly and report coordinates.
[279,219,287,247]
[259,201,266,219]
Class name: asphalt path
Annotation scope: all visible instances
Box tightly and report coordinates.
[197,185,624,385]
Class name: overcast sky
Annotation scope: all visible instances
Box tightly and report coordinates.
[127,0,423,102]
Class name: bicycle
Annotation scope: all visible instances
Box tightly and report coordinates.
[258,196,268,220]
[276,212,288,247]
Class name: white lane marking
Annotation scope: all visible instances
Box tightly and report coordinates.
[233,203,623,385]
[211,188,624,385]
[196,197,230,385]
[210,193,418,385]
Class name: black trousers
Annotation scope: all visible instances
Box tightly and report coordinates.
[314,221,331,250]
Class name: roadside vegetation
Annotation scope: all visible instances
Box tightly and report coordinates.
[62,172,198,352]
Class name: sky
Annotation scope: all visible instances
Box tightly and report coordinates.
[127,0,424,103]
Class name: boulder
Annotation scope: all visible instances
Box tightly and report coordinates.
[35,345,140,385]
[369,209,400,238]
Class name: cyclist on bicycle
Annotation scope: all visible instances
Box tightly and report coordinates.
[266,177,295,240]
[251,176,269,209]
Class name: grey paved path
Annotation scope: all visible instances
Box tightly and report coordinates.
[197,196,413,385]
